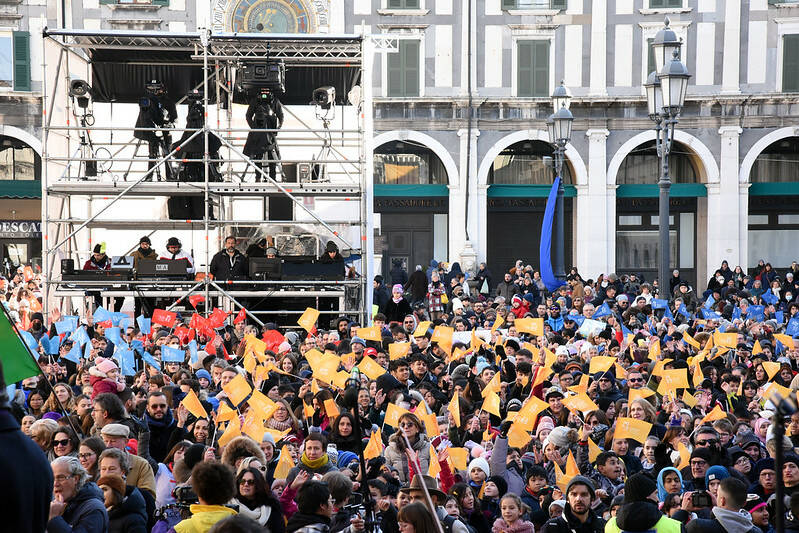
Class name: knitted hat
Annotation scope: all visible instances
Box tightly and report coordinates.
[97,474,126,497]
[784,454,799,469]
[195,369,211,382]
[468,457,490,479]
[487,475,508,497]
[744,494,767,514]
[690,447,712,462]
[566,475,595,499]
[261,432,275,446]
[535,416,555,439]
[754,458,776,477]
[95,357,119,376]
[338,451,359,470]
[705,465,730,486]
[623,473,658,503]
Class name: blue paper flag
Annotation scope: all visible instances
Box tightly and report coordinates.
[787,317,799,337]
[677,303,691,319]
[70,326,91,347]
[651,298,668,310]
[762,289,778,305]
[570,314,586,327]
[18,330,39,354]
[117,349,136,376]
[105,327,123,346]
[141,352,161,370]
[188,340,198,365]
[704,295,715,309]
[621,324,632,337]
[702,309,722,320]
[748,305,765,322]
[131,340,144,355]
[39,335,50,355]
[111,312,127,327]
[776,311,785,324]
[732,307,742,321]
[55,318,77,335]
[136,315,151,335]
[663,306,674,321]
[93,306,113,324]
[62,342,82,363]
[119,317,131,331]
[46,335,61,355]
[593,303,612,319]
[161,345,186,363]
[84,341,93,359]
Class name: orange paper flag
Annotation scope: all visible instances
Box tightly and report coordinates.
[363,431,384,460]
[428,444,441,478]
[413,321,432,338]
[752,340,763,356]
[692,363,705,388]
[700,405,727,425]
[273,449,295,480]
[681,391,697,408]
[358,355,387,380]
[303,402,315,418]
[762,361,781,381]
[323,399,340,419]
[561,393,598,414]
[676,441,691,470]
[357,326,383,342]
[297,307,320,332]
[241,412,266,442]
[448,394,461,427]
[385,403,410,427]
[216,403,238,424]
[614,417,652,443]
[482,391,501,417]
[588,356,616,374]
[181,389,208,419]
[629,388,656,403]
[648,339,661,361]
[587,436,602,462]
[431,325,454,345]
[217,419,241,447]
[512,396,549,431]
[389,342,411,360]
[449,447,469,470]
[491,315,504,333]
[508,423,532,448]
[223,374,253,406]
[566,451,580,477]
[683,332,701,350]
[515,317,544,337]
[657,368,690,395]
[421,411,440,436]
[482,373,501,398]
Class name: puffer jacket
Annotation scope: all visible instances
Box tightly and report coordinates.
[384,432,431,483]
[108,486,147,533]
[47,482,109,533]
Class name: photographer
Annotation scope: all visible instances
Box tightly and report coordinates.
[171,93,222,183]
[243,89,283,182]
[323,471,366,533]
[286,480,335,533]
[134,80,177,181]
[171,461,237,532]
[685,477,760,533]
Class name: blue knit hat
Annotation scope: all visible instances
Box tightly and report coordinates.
[196,369,211,382]
[337,451,359,469]
[705,465,730,487]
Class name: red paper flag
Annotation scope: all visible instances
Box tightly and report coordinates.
[23,265,34,282]
[234,308,247,324]
[188,295,206,308]
[151,309,177,328]
[262,329,286,353]
[174,326,191,344]
[97,320,113,329]
[208,308,229,329]
[189,313,206,330]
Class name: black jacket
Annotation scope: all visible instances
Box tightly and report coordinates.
[614,501,679,532]
[541,503,605,533]
[686,514,760,533]
[0,408,53,533]
[286,512,332,533]
[144,411,177,464]
[47,482,109,533]
[383,298,412,323]
[210,249,248,280]
[108,486,147,533]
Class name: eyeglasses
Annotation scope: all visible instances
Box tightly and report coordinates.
[149,404,168,410]
[240,479,256,486]
[78,453,95,460]
[690,460,708,466]
[628,377,644,383]
[53,439,70,447]
[54,474,76,483]
[735,457,750,465]
[696,439,718,446]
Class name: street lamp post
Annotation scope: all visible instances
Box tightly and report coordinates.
[645,18,690,296]
[548,81,573,279]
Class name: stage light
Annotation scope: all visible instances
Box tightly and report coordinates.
[312,86,336,110]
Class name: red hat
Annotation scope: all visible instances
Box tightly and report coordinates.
[364,347,378,358]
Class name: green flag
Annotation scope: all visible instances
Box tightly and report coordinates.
[0,306,41,384]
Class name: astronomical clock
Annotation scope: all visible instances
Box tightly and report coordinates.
[211,0,329,34]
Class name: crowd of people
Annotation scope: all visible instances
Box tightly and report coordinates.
[5,256,799,533]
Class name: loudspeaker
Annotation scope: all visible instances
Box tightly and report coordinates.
[61,259,75,274]
[268,196,293,221]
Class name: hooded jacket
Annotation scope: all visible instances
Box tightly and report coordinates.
[685,507,760,533]
[108,485,148,533]
[540,503,605,533]
[173,504,237,533]
[605,501,681,533]
[657,467,684,501]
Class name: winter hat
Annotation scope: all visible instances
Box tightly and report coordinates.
[535,416,555,440]
[42,411,62,421]
[95,357,119,376]
[506,398,523,412]
[139,236,151,245]
[100,423,130,438]
[744,494,767,514]
[261,432,276,446]
[623,472,658,503]
[705,465,730,487]
[31,312,44,323]
[487,475,508,497]
[566,476,596,499]
[392,284,403,294]
[97,474,126,498]
[690,447,712,463]
[754,458,776,477]
[338,451,359,470]
[468,457,490,479]
[784,454,799,469]
[549,500,566,513]
[195,369,211,382]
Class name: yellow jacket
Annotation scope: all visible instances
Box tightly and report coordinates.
[174,504,238,533]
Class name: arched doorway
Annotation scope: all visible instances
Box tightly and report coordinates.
[486,139,575,276]
[0,134,43,270]
[747,135,799,270]
[373,139,450,284]
[614,140,705,287]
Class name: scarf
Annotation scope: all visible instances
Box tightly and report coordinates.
[392,284,404,303]
[301,452,329,470]
[267,417,292,431]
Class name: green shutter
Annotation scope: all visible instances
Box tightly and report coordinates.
[551,0,567,9]
[667,0,682,6]
[518,40,533,96]
[388,0,403,8]
[647,38,655,76]
[387,43,403,96]
[784,35,799,92]
[533,40,550,97]
[404,0,420,8]
[12,31,30,92]
[502,0,517,10]
[403,40,420,96]
[151,0,169,5]
[649,0,665,7]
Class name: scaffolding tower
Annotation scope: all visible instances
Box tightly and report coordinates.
[41,28,376,327]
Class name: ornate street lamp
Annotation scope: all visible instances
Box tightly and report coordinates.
[549,81,573,278]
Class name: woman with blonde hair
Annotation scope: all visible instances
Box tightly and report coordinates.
[42,382,76,415]
[265,398,303,439]
[385,412,430,482]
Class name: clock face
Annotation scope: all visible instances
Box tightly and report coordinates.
[230,0,314,33]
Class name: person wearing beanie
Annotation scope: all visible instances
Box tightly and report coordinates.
[743,495,771,533]
[750,458,776,500]
[195,369,212,389]
[468,456,490,489]
[97,473,148,533]
[480,475,508,522]
[384,283,412,324]
[605,473,681,533]
[705,465,731,499]
[685,447,713,491]
[88,357,126,400]
[542,475,605,533]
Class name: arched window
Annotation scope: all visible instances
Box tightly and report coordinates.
[617,140,697,184]
[489,140,572,184]
[374,141,448,185]
[0,136,40,181]
[750,136,799,183]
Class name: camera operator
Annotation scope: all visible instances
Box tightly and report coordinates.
[134,80,177,181]
[243,89,283,182]
[286,480,336,533]
[685,477,760,533]
[323,471,367,533]
[172,92,222,183]
[172,461,237,532]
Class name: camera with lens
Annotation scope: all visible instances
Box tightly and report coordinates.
[173,485,198,506]
[691,491,712,508]
[342,493,365,519]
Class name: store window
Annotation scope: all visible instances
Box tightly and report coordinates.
[0,136,41,181]
[489,140,572,184]
[374,141,447,185]
[617,140,698,184]
[750,136,799,182]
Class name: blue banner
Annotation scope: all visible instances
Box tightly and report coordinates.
[539,176,563,293]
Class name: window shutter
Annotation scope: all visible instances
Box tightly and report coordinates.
[533,40,550,97]
[404,0,420,8]
[388,0,403,8]
[551,0,567,9]
[649,0,665,7]
[151,0,169,5]
[502,0,517,10]
[667,0,683,6]
[12,31,30,92]
[387,43,404,96]
[784,34,799,92]
[403,40,420,97]
[517,40,533,96]
[647,38,655,76]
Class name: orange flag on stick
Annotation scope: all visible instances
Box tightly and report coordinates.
[482,391,501,417]
[700,405,727,425]
[181,389,208,419]
[323,399,340,419]
[614,417,652,443]
[222,374,252,406]
[385,403,410,427]
[297,307,320,332]
[363,431,384,460]
[273,449,296,480]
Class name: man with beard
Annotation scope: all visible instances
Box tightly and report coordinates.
[546,304,564,332]
[605,473,681,533]
[129,236,158,316]
[542,476,605,533]
[143,391,176,463]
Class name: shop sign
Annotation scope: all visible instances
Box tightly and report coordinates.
[374,197,448,213]
[0,220,42,238]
